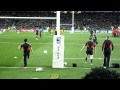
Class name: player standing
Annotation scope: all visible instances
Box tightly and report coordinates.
[102,36,114,69]
[36,27,39,40]
[92,32,98,45]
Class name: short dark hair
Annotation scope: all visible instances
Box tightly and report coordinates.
[24,38,27,42]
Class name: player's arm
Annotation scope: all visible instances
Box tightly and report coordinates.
[81,43,87,50]
[81,45,85,50]
[31,47,33,51]
[94,46,96,54]
[102,42,105,54]
[18,45,22,49]
[93,43,96,53]
[31,49,34,54]
[111,42,114,51]
[30,46,34,54]
[110,41,114,52]
[95,37,98,44]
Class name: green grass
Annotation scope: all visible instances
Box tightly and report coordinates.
[0,31,120,79]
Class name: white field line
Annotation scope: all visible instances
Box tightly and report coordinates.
[0,41,120,46]
[65,58,120,60]
[0,42,53,45]
[0,66,91,69]
[0,66,41,68]
[63,67,91,69]
[0,57,120,69]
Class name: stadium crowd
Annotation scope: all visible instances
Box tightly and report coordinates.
[0,11,120,31]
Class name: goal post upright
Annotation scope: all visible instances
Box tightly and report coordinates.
[52,11,64,68]
[56,11,60,36]
[71,11,75,33]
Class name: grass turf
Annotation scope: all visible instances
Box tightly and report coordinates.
[0,31,120,79]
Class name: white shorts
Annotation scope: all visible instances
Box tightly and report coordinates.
[90,55,93,59]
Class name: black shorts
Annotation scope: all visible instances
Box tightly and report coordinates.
[23,52,30,59]
[86,50,93,55]
[23,51,30,57]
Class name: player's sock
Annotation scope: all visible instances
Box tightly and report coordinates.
[85,57,87,62]
[90,59,93,63]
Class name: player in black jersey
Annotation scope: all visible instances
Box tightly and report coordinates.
[35,27,39,40]
[91,32,98,45]
[81,37,96,65]
[18,38,33,68]
[102,36,114,69]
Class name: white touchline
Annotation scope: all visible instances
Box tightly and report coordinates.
[0,42,120,46]
[0,67,41,68]
[64,58,120,60]
[0,66,91,69]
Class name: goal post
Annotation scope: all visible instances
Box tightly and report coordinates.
[52,11,64,68]
[0,11,65,68]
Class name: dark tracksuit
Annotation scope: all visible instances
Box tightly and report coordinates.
[102,40,114,68]
[92,35,98,45]
[20,43,31,67]
[36,29,39,38]
[39,30,42,38]
[90,30,93,37]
